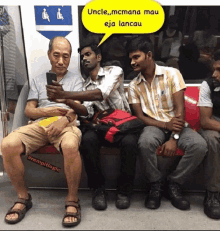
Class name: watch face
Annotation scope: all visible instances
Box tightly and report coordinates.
[174,134,179,140]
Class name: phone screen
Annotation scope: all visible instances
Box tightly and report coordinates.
[46,72,57,85]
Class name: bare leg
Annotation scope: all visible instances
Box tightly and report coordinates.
[61,135,82,223]
[1,134,28,221]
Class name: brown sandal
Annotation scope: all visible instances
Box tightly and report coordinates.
[5,193,33,224]
[62,200,81,228]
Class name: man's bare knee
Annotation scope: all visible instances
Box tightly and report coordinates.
[61,137,80,158]
[1,134,24,157]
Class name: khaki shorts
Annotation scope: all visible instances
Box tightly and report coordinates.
[10,122,81,155]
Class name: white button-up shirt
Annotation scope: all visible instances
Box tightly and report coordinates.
[83,66,130,118]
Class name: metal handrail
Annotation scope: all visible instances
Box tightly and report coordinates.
[0,32,8,177]
[0,32,8,140]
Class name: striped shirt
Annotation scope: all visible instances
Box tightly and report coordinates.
[128,64,186,122]
[82,66,130,119]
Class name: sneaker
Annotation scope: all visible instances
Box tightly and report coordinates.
[145,180,164,209]
[92,188,107,210]
[168,180,190,210]
[115,193,130,209]
[204,190,220,219]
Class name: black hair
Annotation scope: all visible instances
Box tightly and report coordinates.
[127,35,154,56]
[48,36,72,55]
[78,36,102,56]
[214,49,220,61]
[78,43,101,56]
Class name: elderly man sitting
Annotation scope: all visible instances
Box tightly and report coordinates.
[1,36,84,228]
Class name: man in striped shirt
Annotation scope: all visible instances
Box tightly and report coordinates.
[127,36,207,211]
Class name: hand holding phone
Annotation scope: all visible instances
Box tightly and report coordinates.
[46,72,57,85]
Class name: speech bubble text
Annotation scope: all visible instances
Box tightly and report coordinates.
[82,0,165,46]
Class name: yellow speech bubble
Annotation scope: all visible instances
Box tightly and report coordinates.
[82,0,165,46]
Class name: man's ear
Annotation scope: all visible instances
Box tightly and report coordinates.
[97,53,102,62]
[147,51,153,60]
[47,50,51,59]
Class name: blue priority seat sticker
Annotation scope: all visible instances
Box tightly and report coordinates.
[34,6,72,39]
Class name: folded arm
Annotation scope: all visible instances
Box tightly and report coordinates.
[171,89,185,134]
[130,103,165,128]
[24,100,68,120]
[200,106,220,132]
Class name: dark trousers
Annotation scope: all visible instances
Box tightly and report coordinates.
[80,129,139,194]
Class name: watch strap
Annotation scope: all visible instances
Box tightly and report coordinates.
[66,115,72,123]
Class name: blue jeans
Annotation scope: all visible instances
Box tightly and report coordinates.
[138,126,207,185]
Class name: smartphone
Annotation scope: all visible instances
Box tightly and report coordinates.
[46,72,57,85]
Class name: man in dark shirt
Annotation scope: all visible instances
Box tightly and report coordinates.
[198,49,220,219]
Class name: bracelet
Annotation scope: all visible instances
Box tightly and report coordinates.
[66,115,72,123]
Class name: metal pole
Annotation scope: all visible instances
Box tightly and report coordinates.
[0,32,8,138]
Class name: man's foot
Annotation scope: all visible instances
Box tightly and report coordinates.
[168,180,190,210]
[5,194,32,224]
[145,180,163,209]
[92,188,107,210]
[204,190,220,219]
[115,193,130,209]
[62,200,81,227]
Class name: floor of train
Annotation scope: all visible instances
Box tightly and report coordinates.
[0,175,219,230]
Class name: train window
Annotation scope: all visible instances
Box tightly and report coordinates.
[78,5,220,83]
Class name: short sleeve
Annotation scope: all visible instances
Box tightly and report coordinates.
[197,81,213,107]
[128,80,140,104]
[171,68,186,94]
[27,78,39,101]
[96,66,123,100]
[71,76,84,92]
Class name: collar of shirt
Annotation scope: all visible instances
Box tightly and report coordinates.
[136,64,165,85]
[84,67,105,88]
[56,70,69,83]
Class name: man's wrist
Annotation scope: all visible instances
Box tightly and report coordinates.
[60,91,66,99]
[170,133,179,142]
[163,122,167,130]
[60,116,69,126]
[65,115,73,123]
[65,99,70,106]
[169,137,177,142]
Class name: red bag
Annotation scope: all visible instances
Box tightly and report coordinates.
[87,109,145,143]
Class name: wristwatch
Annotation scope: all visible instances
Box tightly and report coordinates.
[170,133,179,141]
[66,115,72,123]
